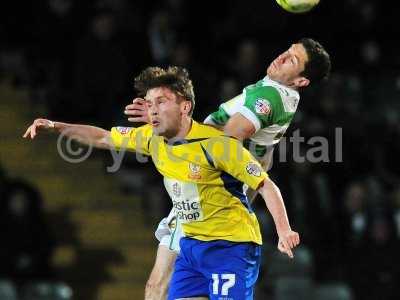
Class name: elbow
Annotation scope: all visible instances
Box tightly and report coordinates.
[224,124,254,140]
[257,178,268,196]
[233,126,255,141]
[97,132,113,149]
[99,139,112,149]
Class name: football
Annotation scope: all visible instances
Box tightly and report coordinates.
[276,0,320,13]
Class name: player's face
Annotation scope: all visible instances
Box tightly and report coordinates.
[267,43,309,88]
[145,87,186,139]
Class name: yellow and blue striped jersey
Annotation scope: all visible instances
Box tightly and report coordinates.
[110,121,268,245]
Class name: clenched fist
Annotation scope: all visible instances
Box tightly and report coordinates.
[23,118,55,139]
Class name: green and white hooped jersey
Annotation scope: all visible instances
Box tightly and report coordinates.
[204,76,300,152]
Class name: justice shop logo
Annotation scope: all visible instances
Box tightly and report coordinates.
[173,198,203,223]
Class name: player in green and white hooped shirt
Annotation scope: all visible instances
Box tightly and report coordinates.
[204,75,302,201]
[205,76,299,166]
[125,38,331,300]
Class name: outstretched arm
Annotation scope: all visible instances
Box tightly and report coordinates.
[23,118,113,149]
[258,177,300,258]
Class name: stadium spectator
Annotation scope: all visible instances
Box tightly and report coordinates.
[351,214,400,300]
[0,179,56,282]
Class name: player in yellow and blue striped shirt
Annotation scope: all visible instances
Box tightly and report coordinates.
[23,66,300,300]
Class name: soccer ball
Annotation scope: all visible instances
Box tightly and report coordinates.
[276,0,320,13]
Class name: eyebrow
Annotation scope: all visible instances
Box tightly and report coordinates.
[145,96,165,100]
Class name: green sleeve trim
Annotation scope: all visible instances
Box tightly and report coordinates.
[208,106,230,125]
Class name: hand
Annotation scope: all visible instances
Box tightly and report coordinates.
[277,230,300,259]
[23,118,55,139]
[124,98,150,123]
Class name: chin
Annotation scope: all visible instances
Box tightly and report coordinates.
[153,128,171,139]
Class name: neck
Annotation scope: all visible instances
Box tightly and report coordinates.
[286,82,299,90]
[172,116,192,140]
[267,75,298,91]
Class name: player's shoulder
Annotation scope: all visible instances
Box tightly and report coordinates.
[191,121,239,145]
[139,124,154,135]
[248,79,300,113]
[111,124,153,139]
[193,121,225,138]
[247,83,282,101]
[134,124,154,135]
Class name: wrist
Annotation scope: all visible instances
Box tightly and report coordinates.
[50,121,65,133]
[52,121,63,132]
[277,226,292,236]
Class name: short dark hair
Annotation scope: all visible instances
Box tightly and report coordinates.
[134,66,195,116]
[299,38,331,83]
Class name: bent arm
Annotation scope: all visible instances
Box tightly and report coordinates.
[258,177,300,258]
[221,113,256,141]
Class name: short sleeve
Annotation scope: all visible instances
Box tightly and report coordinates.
[203,136,268,190]
[204,106,230,126]
[239,86,283,130]
[110,125,153,155]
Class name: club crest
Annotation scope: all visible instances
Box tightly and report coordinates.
[188,163,202,180]
[246,162,261,177]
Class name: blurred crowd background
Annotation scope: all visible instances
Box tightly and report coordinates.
[1,0,399,299]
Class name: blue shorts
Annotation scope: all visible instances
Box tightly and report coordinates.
[168,237,261,300]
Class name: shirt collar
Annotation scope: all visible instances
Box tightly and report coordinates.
[162,119,202,145]
[263,76,300,96]
[185,120,201,139]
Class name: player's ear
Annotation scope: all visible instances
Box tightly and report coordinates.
[181,100,192,115]
[293,76,310,88]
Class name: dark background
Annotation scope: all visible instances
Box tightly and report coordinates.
[1,0,399,299]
